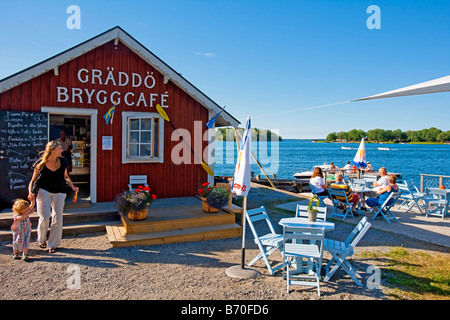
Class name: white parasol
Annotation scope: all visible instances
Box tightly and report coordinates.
[352,138,367,169]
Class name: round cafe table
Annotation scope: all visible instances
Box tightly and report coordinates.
[278,218,335,275]
[354,186,374,214]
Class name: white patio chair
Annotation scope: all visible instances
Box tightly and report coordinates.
[397,180,426,213]
[323,216,371,286]
[328,188,355,221]
[245,206,283,275]
[296,204,327,221]
[351,178,366,189]
[425,188,448,219]
[371,191,402,223]
[363,176,377,187]
[128,175,149,191]
[282,225,325,296]
[308,182,327,206]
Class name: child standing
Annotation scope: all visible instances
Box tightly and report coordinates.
[11,199,34,261]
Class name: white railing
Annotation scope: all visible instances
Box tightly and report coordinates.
[420,174,450,192]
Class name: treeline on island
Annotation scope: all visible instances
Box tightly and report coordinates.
[326,127,450,143]
[215,127,282,141]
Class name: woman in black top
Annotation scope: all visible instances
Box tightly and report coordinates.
[28,141,79,253]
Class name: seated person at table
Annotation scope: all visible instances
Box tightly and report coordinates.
[330,172,360,214]
[310,167,329,197]
[366,174,399,211]
[363,166,390,206]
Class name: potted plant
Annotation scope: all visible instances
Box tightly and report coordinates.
[114,186,157,220]
[307,195,320,222]
[197,182,229,213]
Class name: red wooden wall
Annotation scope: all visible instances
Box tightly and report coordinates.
[0,40,209,201]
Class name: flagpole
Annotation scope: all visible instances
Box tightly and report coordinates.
[240,195,247,269]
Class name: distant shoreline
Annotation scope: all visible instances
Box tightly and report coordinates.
[283,139,450,145]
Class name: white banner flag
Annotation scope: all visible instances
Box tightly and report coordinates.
[232,117,251,196]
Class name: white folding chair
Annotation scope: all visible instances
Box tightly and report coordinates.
[371,191,402,223]
[296,204,327,221]
[282,225,325,296]
[328,188,354,221]
[128,175,149,191]
[350,178,366,190]
[323,216,371,286]
[308,183,327,206]
[363,176,377,187]
[425,188,448,219]
[397,180,426,213]
[245,206,283,275]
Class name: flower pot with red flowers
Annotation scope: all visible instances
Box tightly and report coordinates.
[114,186,157,221]
[197,182,229,213]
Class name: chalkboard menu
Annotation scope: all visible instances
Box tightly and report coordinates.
[0,111,48,209]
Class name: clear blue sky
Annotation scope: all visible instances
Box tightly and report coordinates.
[1,0,449,139]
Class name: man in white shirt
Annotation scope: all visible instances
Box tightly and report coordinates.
[343,161,352,173]
[55,129,73,173]
[372,167,389,191]
[362,167,389,209]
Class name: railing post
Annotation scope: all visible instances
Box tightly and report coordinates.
[439,176,444,188]
[420,174,424,193]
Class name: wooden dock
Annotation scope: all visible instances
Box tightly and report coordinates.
[106,197,242,247]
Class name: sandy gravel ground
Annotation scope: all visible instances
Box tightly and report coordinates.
[1,185,448,301]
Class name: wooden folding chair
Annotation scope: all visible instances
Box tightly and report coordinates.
[323,216,371,286]
[328,188,354,221]
[283,225,325,296]
[296,204,327,221]
[245,206,283,275]
[372,191,402,223]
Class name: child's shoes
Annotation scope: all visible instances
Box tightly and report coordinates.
[13,253,20,260]
[22,254,29,262]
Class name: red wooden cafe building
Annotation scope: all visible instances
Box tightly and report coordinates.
[0,26,239,209]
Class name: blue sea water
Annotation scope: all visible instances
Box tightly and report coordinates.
[214,140,450,187]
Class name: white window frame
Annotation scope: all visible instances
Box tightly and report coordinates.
[122,112,164,164]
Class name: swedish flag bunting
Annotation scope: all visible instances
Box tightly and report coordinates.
[103,102,117,125]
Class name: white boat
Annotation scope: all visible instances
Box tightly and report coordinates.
[341,146,353,150]
[293,164,331,179]
[378,147,391,150]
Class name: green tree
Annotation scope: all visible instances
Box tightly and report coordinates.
[326,132,337,141]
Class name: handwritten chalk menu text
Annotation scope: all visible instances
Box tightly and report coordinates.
[0,111,48,209]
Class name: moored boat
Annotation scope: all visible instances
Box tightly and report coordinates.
[378,147,391,150]
[293,164,331,179]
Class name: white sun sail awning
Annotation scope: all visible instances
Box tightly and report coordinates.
[352,75,450,101]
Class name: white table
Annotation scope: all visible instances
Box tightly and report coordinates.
[279,218,335,275]
[353,186,374,214]
[279,218,335,231]
[425,188,450,218]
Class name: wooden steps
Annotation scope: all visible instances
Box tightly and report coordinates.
[106,223,242,247]
[0,202,120,241]
[107,203,242,247]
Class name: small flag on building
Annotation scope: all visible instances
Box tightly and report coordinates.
[103,102,116,125]
[205,105,226,128]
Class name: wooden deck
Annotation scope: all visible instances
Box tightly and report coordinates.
[106,197,242,247]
